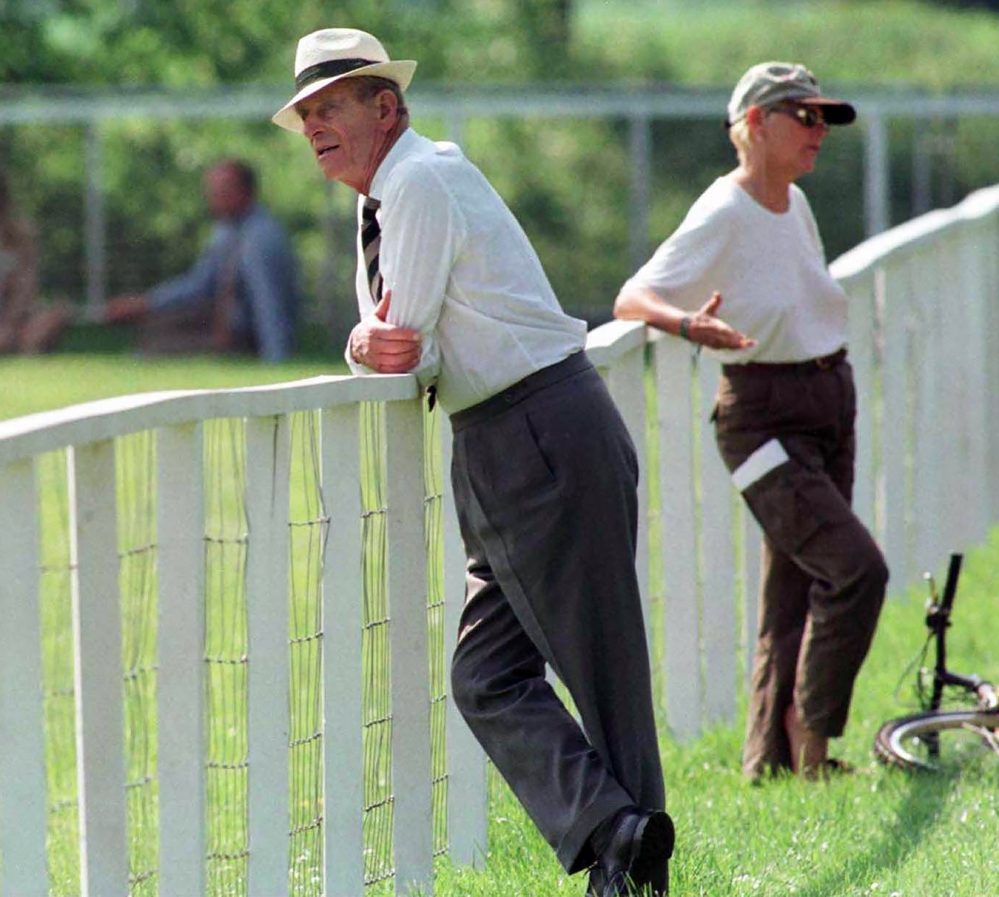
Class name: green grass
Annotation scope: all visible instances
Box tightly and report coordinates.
[3,350,997,896]
[0,338,345,423]
[426,529,999,897]
[575,0,999,89]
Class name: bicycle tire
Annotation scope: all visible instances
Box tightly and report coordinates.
[874,708,999,772]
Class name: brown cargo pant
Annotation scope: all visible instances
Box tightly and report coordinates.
[713,354,888,780]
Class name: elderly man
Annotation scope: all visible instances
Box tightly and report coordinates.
[273,28,674,895]
[104,160,299,362]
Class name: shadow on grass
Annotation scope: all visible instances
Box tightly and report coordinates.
[795,770,952,897]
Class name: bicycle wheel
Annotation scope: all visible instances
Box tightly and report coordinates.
[874,708,999,772]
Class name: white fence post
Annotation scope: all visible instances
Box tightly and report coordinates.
[937,236,969,558]
[244,414,292,897]
[0,458,48,897]
[652,337,701,741]
[845,273,878,534]
[439,413,489,869]
[909,249,943,572]
[986,216,999,525]
[879,263,910,584]
[156,422,206,897]
[604,345,652,653]
[384,399,434,896]
[925,239,952,566]
[69,440,129,897]
[958,226,990,548]
[696,359,737,724]
[321,404,366,897]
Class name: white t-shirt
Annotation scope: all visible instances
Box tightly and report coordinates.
[625,173,848,364]
[347,128,587,414]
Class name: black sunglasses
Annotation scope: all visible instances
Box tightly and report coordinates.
[768,104,827,129]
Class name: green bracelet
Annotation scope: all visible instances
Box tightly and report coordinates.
[678,315,693,341]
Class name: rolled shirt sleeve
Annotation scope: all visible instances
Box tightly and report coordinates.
[344,161,463,384]
[376,161,467,386]
[345,129,586,413]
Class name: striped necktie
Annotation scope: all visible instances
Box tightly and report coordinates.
[361,196,382,301]
[361,195,437,410]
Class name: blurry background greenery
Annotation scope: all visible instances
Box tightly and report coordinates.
[3,0,999,354]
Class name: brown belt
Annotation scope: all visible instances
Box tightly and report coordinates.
[723,347,847,377]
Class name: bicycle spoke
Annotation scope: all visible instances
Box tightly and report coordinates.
[979,723,999,756]
[875,709,999,772]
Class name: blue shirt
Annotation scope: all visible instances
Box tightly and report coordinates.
[149,204,300,362]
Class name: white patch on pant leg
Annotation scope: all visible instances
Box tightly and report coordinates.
[732,438,790,492]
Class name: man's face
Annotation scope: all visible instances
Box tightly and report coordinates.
[203,167,249,220]
[296,81,386,191]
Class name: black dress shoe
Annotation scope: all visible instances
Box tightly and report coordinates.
[587,808,674,896]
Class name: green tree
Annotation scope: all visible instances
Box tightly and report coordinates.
[512,0,573,76]
[0,0,468,86]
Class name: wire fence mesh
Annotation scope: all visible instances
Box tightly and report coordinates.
[203,418,250,896]
[287,410,327,897]
[37,448,80,896]
[117,431,159,897]
[29,400,452,896]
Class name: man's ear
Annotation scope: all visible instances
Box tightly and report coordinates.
[376,89,400,129]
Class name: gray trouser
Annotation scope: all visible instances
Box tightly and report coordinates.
[449,352,664,873]
[713,356,888,780]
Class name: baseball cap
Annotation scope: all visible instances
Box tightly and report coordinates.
[725,62,856,128]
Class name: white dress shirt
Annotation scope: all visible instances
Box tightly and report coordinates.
[625,174,848,364]
[346,128,586,413]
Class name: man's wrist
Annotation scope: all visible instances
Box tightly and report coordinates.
[678,315,693,341]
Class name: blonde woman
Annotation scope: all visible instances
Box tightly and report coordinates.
[615,63,888,781]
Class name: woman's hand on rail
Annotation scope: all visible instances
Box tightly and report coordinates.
[687,292,756,350]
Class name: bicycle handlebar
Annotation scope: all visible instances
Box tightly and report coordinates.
[939,552,963,613]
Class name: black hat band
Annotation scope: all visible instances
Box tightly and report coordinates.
[295,58,378,90]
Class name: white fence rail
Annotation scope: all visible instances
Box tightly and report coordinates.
[2,185,999,895]
[831,184,999,582]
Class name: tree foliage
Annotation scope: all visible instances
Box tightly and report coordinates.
[4,1,999,352]
[0,0,588,86]
[0,0,480,85]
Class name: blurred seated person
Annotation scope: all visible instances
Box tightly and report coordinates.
[0,169,72,354]
[104,159,300,362]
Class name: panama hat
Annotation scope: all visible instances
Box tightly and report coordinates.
[725,62,855,128]
[272,29,417,133]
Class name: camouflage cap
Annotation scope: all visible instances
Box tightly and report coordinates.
[725,61,856,127]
